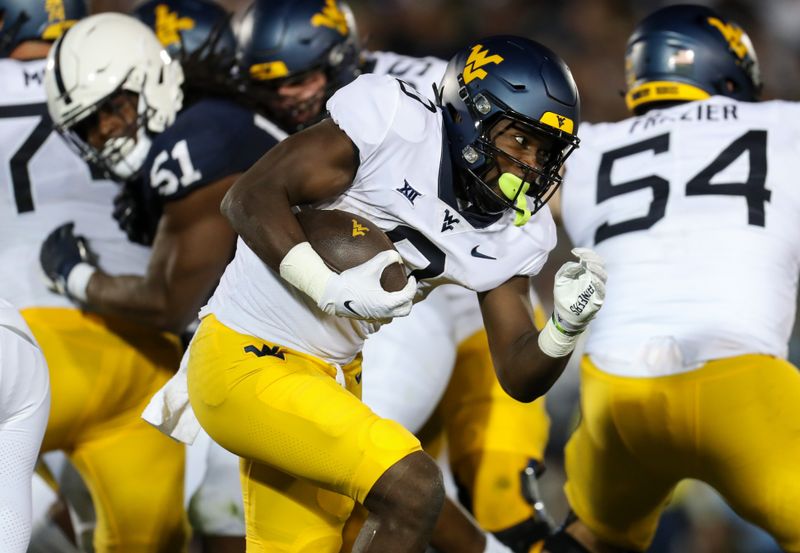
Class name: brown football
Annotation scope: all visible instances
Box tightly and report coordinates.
[296,208,408,292]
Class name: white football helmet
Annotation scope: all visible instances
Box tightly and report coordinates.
[44,12,184,180]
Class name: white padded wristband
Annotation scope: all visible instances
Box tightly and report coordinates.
[278,242,335,304]
[537,315,581,358]
[66,262,97,303]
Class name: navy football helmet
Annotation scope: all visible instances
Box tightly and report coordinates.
[235,0,362,131]
[438,35,580,223]
[0,0,86,57]
[625,4,761,114]
[134,0,236,104]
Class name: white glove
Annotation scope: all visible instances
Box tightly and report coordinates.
[538,247,607,357]
[280,242,417,321]
[318,250,417,320]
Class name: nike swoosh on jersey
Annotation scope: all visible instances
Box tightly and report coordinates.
[343,300,361,316]
[470,246,496,260]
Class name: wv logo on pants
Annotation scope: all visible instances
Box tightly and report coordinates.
[244,344,286,360]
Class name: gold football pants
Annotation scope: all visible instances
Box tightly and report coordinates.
[23,307,188,553]
[565,354,800,552]
[187,314,422,553]
[440,321,550,532]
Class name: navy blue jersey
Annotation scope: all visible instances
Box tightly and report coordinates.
[143,98,281,205]
[114,98,283,246]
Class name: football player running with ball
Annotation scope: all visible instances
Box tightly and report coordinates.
[235,2,563,550]
[550,4,800,553]
[187,30,605,553]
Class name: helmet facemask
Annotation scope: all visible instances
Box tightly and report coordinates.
[235,0,363,133]
[57,85,154,181]
[457,92,579,226]
[246,66,329,131]
[243,38,360,132]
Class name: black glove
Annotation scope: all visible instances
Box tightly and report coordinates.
[112,179,161,246]
[40,222,98,300]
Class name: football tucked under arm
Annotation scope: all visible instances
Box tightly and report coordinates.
[279,208,416,321]
[295,209,408,291]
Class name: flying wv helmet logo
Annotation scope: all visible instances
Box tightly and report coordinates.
[42,0,77,40]
[153,4,196,48]
[311,0,348,36]
[352,219,369,237]
[463,44,504,84]
[707,17,750,60]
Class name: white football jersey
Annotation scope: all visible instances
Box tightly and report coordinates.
[0,59,149,309]
[367,50,511,344]
[562,97,800,376]
[365,50,446,103]
[367,52,547,345]
[207,74,557,365]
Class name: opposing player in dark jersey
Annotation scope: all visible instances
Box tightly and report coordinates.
[234,1,557,551]
[40,11,280,336]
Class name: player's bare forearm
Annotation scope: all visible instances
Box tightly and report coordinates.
[479,276,569,402]
[495,327,569,402]
[85,272,182,330]
[221,118,359,270]
[86,178,238,333]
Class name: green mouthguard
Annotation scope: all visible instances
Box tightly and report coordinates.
[498,173,532,226]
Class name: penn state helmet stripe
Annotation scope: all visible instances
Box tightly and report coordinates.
[52,27,72,105]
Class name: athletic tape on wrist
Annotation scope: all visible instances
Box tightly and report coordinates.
[279,242,335,304]
[538,315,580,358]
[66,263,97,303]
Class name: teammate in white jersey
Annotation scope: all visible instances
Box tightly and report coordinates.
[187,21,606,549]
[235,2,557,550]
[551,5,800,553]
[0,298,50,553]
[0,2,188,551]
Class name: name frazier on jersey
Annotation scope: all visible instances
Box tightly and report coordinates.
[628,101,739,133]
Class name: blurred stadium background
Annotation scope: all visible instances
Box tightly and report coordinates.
[85,1,800,551]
